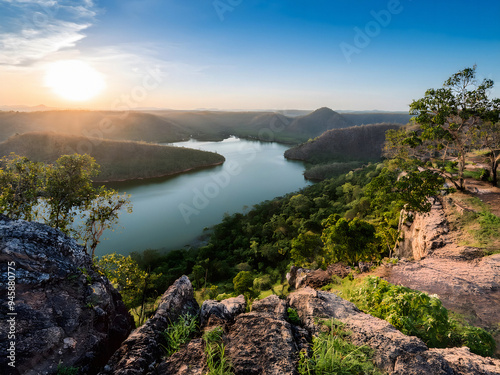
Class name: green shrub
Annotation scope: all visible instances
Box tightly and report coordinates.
[298,319,382,375]
[253,275,272,291]
[339,277,496,356]
[287,307,301,325]
[161,314,198,357]
[57,364,79,375]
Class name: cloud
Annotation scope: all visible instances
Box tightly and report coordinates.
[0,0,97,66]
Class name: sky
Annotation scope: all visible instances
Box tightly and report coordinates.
[0,0,499,111]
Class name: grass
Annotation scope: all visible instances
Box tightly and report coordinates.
[298,319,383,375]
[203,326,233,375]
[257,282,289,300]
[447,195,500,253]
[324,276,496,357]
[161,313,198,357]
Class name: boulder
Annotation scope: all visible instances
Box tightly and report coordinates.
[286,263,352,290]
[396,198,449,260]
[287,287,500,374]
[200,295,246,326]
[99,276,199,375]
[0,215,133,375]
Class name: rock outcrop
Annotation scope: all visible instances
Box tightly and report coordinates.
[0,215,133,375]
[396,197,449,260]
[286,263,352,290]
[103,276,500,375]
[99,275,199,375]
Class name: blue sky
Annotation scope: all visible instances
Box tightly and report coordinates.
[0,0,499,111]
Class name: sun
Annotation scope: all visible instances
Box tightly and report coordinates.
[44,60,106,101]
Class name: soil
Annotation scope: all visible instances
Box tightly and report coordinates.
[376,176,500,356]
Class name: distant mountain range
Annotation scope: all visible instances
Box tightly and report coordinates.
[0,107,411,144]
[0,104,57,112]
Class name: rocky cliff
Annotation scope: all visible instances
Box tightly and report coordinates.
[2,216,500,375]
[0,215,134,375]
[387,196,500,356]
[101,277,500,375]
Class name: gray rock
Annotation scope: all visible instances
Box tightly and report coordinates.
[200,295,246,326]
[226,312,298,375]
[251,295,287,318]
[99,275,199,375]
[0,215,133,375]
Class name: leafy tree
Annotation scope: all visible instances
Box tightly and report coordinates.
[96,253,161,325]
[0,154,44,221]
[45,154,100,233]
[77,187,132,258]
[407,66,499,191]
[290,231,323,267]
[321,215,378,266]
[233,271,254,296]
[0,153,131,257]
[474,121,500,186]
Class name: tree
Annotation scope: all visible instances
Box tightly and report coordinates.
[408,66,499,191]
[0,153,132,257]
[290,231,323,268]
[233,271,254,296]
[96,253,161,325]
[45,154,100,233]
[474,121,500,186]
[0,154,44,221]
[78,187,132,259]
[321,215,378,266]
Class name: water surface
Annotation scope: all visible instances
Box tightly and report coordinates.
[97,138,311,256]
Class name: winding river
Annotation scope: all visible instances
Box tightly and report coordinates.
[96,137,312,257]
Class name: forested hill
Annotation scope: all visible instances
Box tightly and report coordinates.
[0,108,410,145]
[0,132,225,181]
[284,123,402,164]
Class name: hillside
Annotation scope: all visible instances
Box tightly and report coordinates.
[0,110,191,143]
[0,132,225,181]
[285,123,402,163]
[342,112,411,125]
[0,108,405,146]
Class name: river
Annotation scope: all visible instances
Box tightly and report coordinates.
[96,137,312,257]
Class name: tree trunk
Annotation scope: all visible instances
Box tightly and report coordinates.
[491,151,499,187]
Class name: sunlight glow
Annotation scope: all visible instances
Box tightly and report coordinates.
[44,60,106,101]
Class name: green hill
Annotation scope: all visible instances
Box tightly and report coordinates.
[0,132,225,182]
[284,123,402,180]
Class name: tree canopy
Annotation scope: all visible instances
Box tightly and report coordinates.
[387,66,500,191]
[0,153,131,257]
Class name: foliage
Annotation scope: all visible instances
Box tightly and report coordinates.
[96,253,161,325]
[387,66,500,191]
[233,271,255,296]
[161,313,198,357]
[290,231,324,268]
[287,307,301,325]
[298,319,382,375]
[339,277,496,356]
[0,154,44,221]
[321,215,379,266]
[203,326,233,375]
[77,187,132,258]
[0,153,131,257]
[56,364,79,375]
[44,153,100,233]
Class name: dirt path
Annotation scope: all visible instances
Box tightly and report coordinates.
[380,178,500,355]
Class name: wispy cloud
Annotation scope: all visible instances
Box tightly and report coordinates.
[0,0,97,66]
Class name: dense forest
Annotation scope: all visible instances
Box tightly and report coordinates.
[0,132,225,181]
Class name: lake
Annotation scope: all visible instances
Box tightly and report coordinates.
[96,137,312,257]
